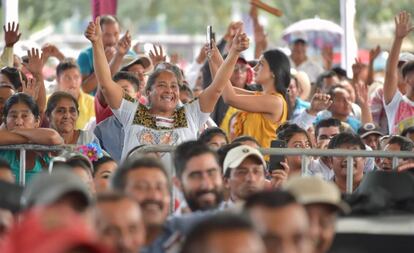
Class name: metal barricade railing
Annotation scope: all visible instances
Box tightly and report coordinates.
[133,145,414,194]
[0,144,73,186]
[3,144,414,194]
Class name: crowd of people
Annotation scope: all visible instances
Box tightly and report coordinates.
[0,6,414,253]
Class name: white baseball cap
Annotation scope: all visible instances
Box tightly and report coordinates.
[223,145,266,175]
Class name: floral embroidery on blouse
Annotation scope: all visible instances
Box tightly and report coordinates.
[122,92,192,130]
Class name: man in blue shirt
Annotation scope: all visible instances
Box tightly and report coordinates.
[77,15,134,94]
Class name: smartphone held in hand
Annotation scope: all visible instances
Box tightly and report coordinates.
[269,140,286,172]
[206,25,214,49]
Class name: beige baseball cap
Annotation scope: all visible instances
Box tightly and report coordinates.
[223,145,266,175]
[284,176,350,214]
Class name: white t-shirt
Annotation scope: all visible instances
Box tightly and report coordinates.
[113,95,210,161]
[290,58,324,83]
[384,91,414,134]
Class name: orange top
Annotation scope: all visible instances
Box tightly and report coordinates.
[233,93,288,148]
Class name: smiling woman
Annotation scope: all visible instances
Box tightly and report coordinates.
[85,16,243,161]
[46,91,100,145]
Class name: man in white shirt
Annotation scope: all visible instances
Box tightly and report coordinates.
[290,38,324,84]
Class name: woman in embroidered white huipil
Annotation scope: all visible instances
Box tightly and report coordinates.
[85,17,249,161]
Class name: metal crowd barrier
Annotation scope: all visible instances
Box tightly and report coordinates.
[2,144,414,194]
[134,145,414,194]
[0,144,73,186]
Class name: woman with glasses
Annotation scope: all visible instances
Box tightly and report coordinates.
[85,17,249,161]
[0,93,63,183]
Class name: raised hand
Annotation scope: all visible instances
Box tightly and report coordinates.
[308,93,332,115]
[116,30,131,56]
[352,58,365,81]
[22,78,39,100]
[224,21,244,43]
[231,29,250,53]
[149,44,167,65]
[354,80,369,106]
[3,22,21,47]
[84,16,102,43]
[369,45,381,63]
[205,41,220,64]
[41,43,65,62]
[23,48,43,75]
[395,11,414,39]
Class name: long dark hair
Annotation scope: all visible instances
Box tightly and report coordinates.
[263,49,291,118]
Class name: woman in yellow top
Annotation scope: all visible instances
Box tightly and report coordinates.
[209,42,290,149]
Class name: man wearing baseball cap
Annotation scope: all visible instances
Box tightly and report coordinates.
[284,176,350,253]
[222,145,267,207]
[357,123,384,150]
[21,169,92,214]
[121,54,153,94]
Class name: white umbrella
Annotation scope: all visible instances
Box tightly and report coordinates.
[282,17,344,48]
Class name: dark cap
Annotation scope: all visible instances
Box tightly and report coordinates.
[358,123,384,139]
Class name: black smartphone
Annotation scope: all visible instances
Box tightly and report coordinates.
[206,25,213,49]
[269,140,287,172]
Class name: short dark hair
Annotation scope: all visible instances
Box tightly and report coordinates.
[56,59,80,78]
[99,15,119,27]
[401,61,414,79]
[111,156,169,191]
[293,38,307,45]
[244,190,296,210]
[92,156,116,177]
[387,136,414,151]
[198,127,228,144]
[0,67,25,90]
[179,84,194,98]
[402,126,414,138]
[232,135,261,147]
[113,71,140,92]
[328,132,365,150]
[315,118,342,138]
[331,67,347,79]
[181,213,256,253]
[95,191,136,205]
[173,140,219,179]
[45,91,79,117]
